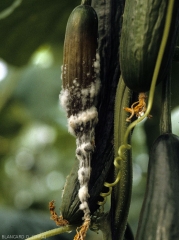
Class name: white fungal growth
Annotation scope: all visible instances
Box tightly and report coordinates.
[78,167,91,183]
[78,185,89,201]
[59,88,70,112]
[59,51,101,221]
[94,53,100,75]
[59,78,101,115]
[68,107,98,136]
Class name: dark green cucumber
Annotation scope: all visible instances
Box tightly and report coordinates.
[136,133,179,240]
[120,0,179,92]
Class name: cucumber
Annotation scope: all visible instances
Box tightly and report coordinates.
[120,0,179,92]
[59,0,100,226]
[60,2,99,117]
[136,133,179,239]
[59,0,124,226]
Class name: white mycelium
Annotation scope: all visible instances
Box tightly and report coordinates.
[68,107,98,136]
[60,52,101,221]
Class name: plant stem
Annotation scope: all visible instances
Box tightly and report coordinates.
[110,77,133,240]
[25,225,76,240]
[160,73,172,134]
[81,0,92,6]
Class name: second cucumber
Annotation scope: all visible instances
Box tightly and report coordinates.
[120,0,179,92]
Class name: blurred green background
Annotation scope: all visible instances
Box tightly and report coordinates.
[0,1,179,239]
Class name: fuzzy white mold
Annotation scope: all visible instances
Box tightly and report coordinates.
[78,185,89,201]
[67,107,98,136]
[60,51,101,222]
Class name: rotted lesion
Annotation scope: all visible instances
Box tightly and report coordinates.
[89,207,105,232]
[123,92,152,122]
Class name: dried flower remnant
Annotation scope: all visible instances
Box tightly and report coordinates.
[124,92,152,122]
[74,219,90,240]
[49,200,69,226]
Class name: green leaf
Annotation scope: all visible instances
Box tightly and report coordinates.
[0,0,79,66]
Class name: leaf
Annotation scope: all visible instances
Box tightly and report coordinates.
[0,0,79,66]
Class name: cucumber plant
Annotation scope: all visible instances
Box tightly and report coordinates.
[26,0,179,240]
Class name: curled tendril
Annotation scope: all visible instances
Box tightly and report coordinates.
[98,0,174,206]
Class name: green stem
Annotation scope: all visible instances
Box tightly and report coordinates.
[160,73,172,134]
[0,0,22,19]
[81,0,92,5]
[25,225,76,240]
[111,77,133,240]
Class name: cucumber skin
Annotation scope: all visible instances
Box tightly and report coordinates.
[62,5,98,89]
[120,0,179,93]
[136,133,179,239]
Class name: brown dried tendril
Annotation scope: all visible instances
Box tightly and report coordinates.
[124,92,152,122]
[74,218,90,240]
[49,200,69,226]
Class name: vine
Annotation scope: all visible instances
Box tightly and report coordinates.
[98,0,175,205]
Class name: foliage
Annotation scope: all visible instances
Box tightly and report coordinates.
[0,0,79,66]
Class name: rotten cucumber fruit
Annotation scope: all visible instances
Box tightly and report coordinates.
[61,0,99,117]
[59,0,100,226]
[59,0,125,226]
